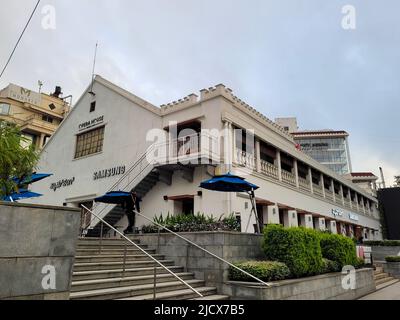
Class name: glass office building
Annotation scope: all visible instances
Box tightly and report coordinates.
[292,131,353,176]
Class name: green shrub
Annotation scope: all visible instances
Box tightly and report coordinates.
[142,213,241,233]
[262,225,324,278]
[322,258,341,273]
[354,257,366,269]
[229,261,291,282]
[319,233,358,268]
[364,240,400,247]
[385,256,400,263]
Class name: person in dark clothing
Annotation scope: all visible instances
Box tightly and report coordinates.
[122,191,142,234]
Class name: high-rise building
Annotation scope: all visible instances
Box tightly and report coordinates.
[0,83,70,149]
[275,118,353,176]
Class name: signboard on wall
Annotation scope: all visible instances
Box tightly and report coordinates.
[79,115,104,131]
[6,84,42,106]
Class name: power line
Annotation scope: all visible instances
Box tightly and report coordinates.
[0,0,41,80]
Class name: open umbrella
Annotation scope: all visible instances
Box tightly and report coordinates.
[2,189,43,202]
[200,173,262,233]
[13,173,53,187]
[94,191,132,204]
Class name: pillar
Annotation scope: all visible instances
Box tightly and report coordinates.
[321,174,326,198]
[300,214,314,229]
[276,151,282,181]
[267,205,280,225]
[284,210,298,228]
[294,159,299,189]
[328,221,338,234]
[308,168,314,194]
[331,180,336,202]
[255,139,261,173]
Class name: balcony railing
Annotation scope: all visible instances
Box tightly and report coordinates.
[298,176,311,192]
[313,184,323,197]
[325,190,334,202]
[151,132,220,165]
[281,170,296,187]
[260,160,279,179]
[235,149,256,171]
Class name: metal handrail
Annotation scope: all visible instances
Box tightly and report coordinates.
[134,210,272,287]
[81,205,203,298]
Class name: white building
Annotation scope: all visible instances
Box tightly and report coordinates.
[27,76,382,241]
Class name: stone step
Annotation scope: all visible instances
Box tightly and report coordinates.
[77,244,148,250]
[76,248,156,256]
[75,254,165,263]
[374,267,384,274]
[73,266,185,282]
[70,279,206,300]
[73,260,175,272]
[71,272,195,292]
[374,273,390,281]
[192,295,230,301]
[78,238,140,245]
[376,279,399,291]
[118,286,218,301]
[375,276,397,286]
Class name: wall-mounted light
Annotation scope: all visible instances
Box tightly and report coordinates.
[163,196,168,201]
[197,191,203,197]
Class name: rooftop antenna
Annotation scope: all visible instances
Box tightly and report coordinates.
[379,167,386,189]
[89,42,98,96]
[38,80,43,93]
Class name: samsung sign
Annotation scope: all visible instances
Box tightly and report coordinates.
[349,213,360,222]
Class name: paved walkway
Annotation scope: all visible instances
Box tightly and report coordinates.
[360,282,400,300]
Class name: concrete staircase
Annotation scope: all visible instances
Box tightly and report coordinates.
[87,169,172,238]
[70,238,229,300]
[374,266,399,291]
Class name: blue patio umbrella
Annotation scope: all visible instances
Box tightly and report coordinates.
[2,189,43,202]
[94,191,132,205]
[13,173,53,187]
[200,173,262,233]
[200,173,259,193]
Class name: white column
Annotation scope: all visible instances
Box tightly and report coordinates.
[223,121,231,171]
[267,205,280,224]
[321,174,326,198]
[300,214,314,229]
[276,151,282,182]
[348,190,353,209]
[331,180,336,202]
[255,139,261,173]
[309,168,314,194]
[355,193,360,212]
[294,159,299,189]
[340,185,345,206]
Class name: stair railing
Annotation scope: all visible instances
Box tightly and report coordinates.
[81,143,158,236]
[134,210,272,287]
[81,205,203,299]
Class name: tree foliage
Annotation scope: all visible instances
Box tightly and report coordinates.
[0,120,39,198]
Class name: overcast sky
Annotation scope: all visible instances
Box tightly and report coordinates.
[0,0,398,185]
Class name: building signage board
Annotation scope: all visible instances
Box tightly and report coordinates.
[79,115,104,131]
[332,209,344,217]
[6,84,42,106]
[93,165,126,181]
[349,213,360,222]
[50,178,75,192]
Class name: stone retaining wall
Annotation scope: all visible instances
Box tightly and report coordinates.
[371,246,400,262]
[0,202,81,300]
[134,232,265,292]
[223,269,375,300]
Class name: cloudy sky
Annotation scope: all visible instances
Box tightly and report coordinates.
[0,0,398,185]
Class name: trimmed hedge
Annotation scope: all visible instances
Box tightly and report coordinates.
[262,225,324,278]
[322,258,341,273]
[319,233,358,268]
[364,240,400,247]
[229,261,291,282]
[386,256,400,263]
